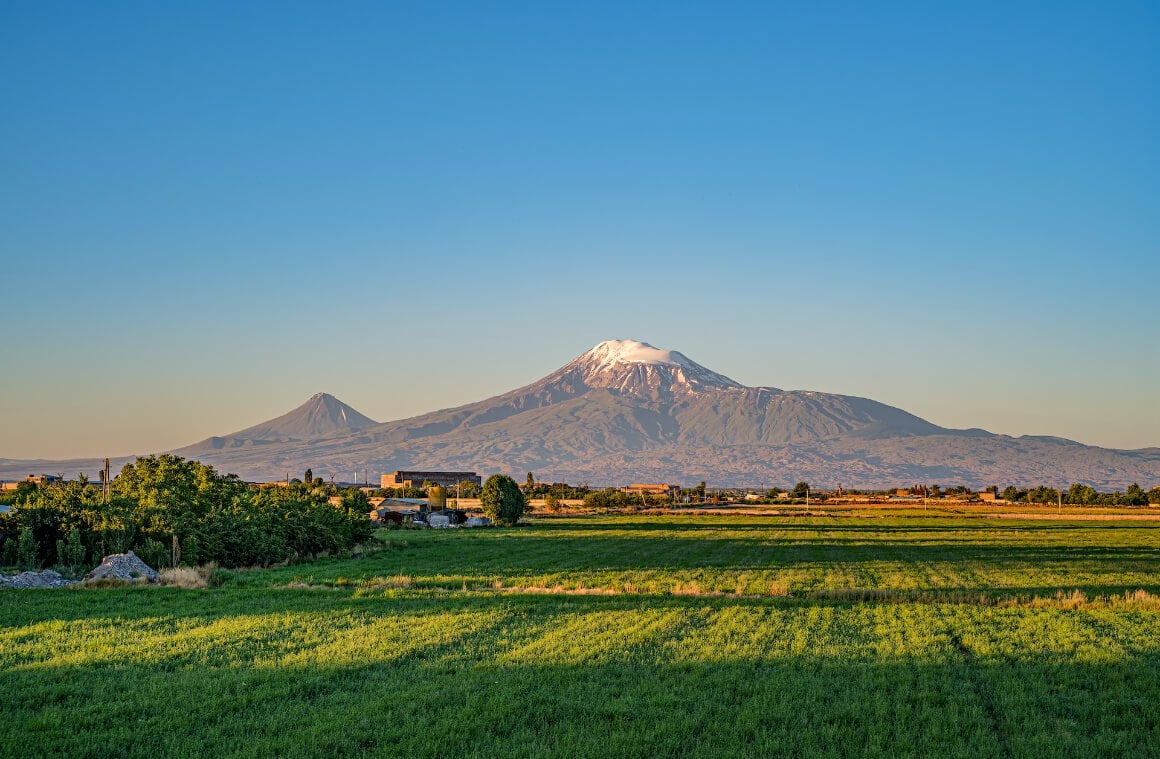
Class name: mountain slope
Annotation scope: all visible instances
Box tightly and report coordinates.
[341,340,942,449]
[138,340,1160,488]
[179,392,377,452]
[3,340,1157,489]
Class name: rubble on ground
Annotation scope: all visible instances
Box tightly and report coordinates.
[0,569,75,589]
[83,550,161,584]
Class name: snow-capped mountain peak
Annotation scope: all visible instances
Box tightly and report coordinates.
[583,340,689,369]
[561,339,743,393]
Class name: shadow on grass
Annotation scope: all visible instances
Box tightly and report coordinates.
[531,518,1160,534]
[336,530,1160,568]
[2,597,1157,759]
[5,582,1160,627]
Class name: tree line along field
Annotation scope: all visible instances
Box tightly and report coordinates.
[3,515,1159,758]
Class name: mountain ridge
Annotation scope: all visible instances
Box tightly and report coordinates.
[159,340,1160,488]
[2,340,1157,489]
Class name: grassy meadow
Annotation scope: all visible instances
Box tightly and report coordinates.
[3,514,1160,758]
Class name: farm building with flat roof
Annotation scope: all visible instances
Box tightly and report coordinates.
[380,471,481,489]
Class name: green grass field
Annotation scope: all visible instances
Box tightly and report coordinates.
[4,515,1160,758]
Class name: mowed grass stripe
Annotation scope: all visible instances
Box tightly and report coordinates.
[232,515,1160,598]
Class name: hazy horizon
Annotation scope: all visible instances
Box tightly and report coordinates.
[2,4,1157,458]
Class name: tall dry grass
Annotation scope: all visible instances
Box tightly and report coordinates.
[159,563,216,590]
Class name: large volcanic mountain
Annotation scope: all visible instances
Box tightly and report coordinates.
[172,339,1160,488]
[3,340,1158,488]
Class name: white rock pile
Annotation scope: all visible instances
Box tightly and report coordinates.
[0,570,75,589]
[83,550,161,584]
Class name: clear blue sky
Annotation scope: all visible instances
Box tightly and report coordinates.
[2,1,1157,458]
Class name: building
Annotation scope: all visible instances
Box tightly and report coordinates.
[1,474,62,491]
[380,471,481,489]
[369,497,432,525]
[622,483,680,497]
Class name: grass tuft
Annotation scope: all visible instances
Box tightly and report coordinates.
[159,566,208,590]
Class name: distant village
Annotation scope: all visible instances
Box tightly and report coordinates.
[7,468,1152,521]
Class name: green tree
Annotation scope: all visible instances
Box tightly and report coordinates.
[1149,487,1160,505]
[790,482,810,499]
[1067,483,1098,505]
[454,480,481,499]
[17,528,39,570]
[139,537,169,570]
[526,472,535,492]
[59,527,85,568]
[339,488,370,513]
[112,453,245,544]
[1025,486,1059,504]
[304,468,313,486]
[481,474,526,526]
[1124,483,1148,507]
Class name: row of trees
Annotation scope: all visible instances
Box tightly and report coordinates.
[522,474,591,500]
[894,482,1159,505]
[0,455,375,571]
[995,483,1158,506]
